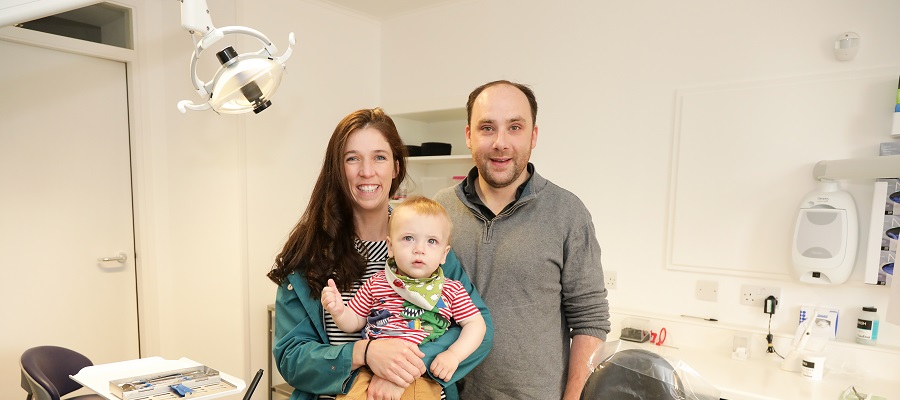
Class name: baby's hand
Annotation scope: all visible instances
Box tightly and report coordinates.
[430,350,461,382]
[320,279,344,317]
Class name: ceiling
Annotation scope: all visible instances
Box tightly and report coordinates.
[321,0,456,20]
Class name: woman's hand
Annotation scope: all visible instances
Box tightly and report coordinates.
[365,339,426,387]
[366,374,405,400]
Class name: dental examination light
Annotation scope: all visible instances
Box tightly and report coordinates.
[176,0,295,114]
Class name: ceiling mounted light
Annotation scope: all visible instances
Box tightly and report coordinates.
[176,0,295,114]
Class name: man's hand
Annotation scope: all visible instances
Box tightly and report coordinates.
[320,279,344,317]
[366,374,406,400]
[365,339,426,387]
[429,349,461,382]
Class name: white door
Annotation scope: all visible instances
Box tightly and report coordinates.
[0,39,139,399]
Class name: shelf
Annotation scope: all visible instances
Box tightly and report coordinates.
[407,155,471,163]
[272,383,293,397]
[392,106,471,198]
[268,305,294,400]
[393,108,466,122]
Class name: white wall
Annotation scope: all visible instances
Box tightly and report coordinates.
[380,0,900,349]
[242,0,383,395]
[122,0,900,398]
[129,1,382,398]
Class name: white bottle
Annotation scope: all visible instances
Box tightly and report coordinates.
[856,306,880,345]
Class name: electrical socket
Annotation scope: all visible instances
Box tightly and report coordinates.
[740,284,781,309]
[605,270,617,290]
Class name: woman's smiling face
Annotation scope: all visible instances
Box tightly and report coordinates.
[343,127,398,214]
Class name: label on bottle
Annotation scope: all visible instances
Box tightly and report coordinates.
[857,318,879,341]
[857,319,873,330]
[857,329,873,340]
[800,356,825,380]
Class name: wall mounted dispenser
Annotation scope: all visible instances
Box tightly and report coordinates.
[792,154,900,285]
[791,180,858,284]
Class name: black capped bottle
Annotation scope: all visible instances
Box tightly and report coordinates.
[855,306,879,345]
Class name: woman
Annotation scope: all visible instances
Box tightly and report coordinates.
[268,108,492,400]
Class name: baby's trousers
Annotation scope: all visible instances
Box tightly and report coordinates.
[338,368,442,400]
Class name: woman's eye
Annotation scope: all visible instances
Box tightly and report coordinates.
[376,155,388,161]
[345,156,359,162]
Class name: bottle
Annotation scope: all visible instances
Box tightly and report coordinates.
[855,306,880,345]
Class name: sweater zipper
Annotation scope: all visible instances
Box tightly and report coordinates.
[478,200,530,245]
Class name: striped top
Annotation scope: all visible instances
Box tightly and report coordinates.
[317,239,385,400]
[318,239,447,399]
[321,239,387,343]
[348,271,479,344]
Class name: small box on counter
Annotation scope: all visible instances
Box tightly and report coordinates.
[619,317,651,343]
[799,306,839,339]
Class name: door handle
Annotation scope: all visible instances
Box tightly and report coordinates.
[98,252,128,263]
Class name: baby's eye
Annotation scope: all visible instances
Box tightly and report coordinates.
[427,238,438,245]
[402,235,414,242]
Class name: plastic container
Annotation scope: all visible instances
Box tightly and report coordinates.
[855,306,880,345]
[731,333,750,361]
[800,352,826,380]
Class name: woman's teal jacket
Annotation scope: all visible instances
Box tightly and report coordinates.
[272,250,494,400]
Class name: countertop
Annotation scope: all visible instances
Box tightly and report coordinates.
[608,310,899,399]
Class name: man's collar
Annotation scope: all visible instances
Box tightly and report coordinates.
[462,163,535,214]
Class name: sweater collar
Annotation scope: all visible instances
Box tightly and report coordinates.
[462,163,540,218]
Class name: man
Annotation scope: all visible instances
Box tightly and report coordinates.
[434,80,610,400]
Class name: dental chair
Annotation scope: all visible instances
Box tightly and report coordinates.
[20,345,105,400]
[580,345,722,400]
[581,348,685,400]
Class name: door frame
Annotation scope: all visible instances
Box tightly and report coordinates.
[0,0,159,357]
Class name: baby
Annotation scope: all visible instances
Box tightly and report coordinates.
[322,196,487,400]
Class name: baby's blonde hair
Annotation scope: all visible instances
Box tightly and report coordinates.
[390,195,454,237]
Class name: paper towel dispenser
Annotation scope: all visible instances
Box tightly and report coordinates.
[791,181,858,284]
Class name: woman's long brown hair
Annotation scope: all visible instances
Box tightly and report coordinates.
[267,108,407,298]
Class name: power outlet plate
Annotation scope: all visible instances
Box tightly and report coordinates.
[740,284,781,309]
[695,280,718,302]
[605,270,617,290]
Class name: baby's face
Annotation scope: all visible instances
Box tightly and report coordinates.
[387,210,451,279]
